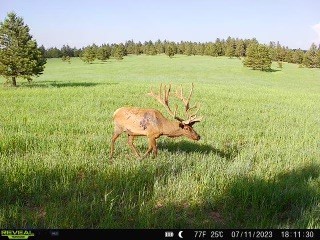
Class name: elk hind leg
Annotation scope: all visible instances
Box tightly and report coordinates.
[128,135,140,158]
[110,125,122,158]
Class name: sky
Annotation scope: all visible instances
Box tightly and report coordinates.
[1,0,320,50]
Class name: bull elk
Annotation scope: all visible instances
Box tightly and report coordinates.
[110,83,203,159]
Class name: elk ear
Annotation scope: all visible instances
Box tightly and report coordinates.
[189,122,196,127]
[189,118,203,126]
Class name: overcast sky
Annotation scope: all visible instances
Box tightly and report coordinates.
[1,0,319,50]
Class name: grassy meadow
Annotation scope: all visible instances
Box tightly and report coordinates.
[0,55,319,228]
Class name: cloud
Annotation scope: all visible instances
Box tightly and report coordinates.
[312,23,320,45]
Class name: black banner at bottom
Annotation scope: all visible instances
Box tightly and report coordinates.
[1,229,319,240]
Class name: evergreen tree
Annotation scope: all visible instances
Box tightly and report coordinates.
[246,38,259,46]
[225,37,236,58]
[215,38,224,56]
[80,45,96,63]
[73,47,82,57]
[61,55,71,63]
[165,43,175,58]
[268,41,277,61]
[61,44,74,57]
[194,43,205,56]
[148,44,157,55]
[184,42,193,56]
[125,40,135,54]
[134,42,142,55]
[155,39,164,54]
[243,43,272,71]
[112,44,125,60]
[144,41,157,55]
[45,47,62,58]
[275,41,286,62]
[235,40,245,58]
[0,12,46,86]
[303,43,320,68]
[97,44,111,61]
[204,43,218,57]
[258,44,272,70]
[178,41,186,54]
[39,45,46,57]
[292,49,304,64]
[284,49,293,63]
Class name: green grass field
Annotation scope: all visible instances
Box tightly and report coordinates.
[0,55,319,228]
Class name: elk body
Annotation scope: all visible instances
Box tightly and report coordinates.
[110,84,203,159]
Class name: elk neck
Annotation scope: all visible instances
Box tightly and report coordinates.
[161,119,184,137]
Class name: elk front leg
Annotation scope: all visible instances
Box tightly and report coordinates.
[128,135,140,158]
[141,136,157,159]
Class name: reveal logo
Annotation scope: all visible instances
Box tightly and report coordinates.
[1,230,34,240]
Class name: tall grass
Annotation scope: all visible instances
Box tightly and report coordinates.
[0,55,319,228]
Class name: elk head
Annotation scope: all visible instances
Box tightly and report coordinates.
[147,83,203,141]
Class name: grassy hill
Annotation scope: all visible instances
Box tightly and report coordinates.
[0,55,319,228]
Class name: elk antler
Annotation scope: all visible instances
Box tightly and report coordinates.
[148,83,203,125]
[175,83,203,125]
[147,83,184,122]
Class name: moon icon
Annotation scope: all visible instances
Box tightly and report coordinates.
[178,231,183,238]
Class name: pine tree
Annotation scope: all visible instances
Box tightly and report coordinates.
[155,39,164,54]
[80,45,96,63]
[112,44,125,60]
[145,41,157,55]
[61,55,71,63]
[235,40,245,58]
[165,43,175,58]
[178,41,186,54]
[268,41,276,61]
[45,47,62,58]
[215,38,224,56]
[125,40,135,54]
[0,12,46,86]
[204,43,218,57]
[284,49,293,63]
[275,41,286,62]
[184,42,193,56]
[303,43,320,68]
[291,49,304,64]
[243,43,272,71]
[134,42,142,55]
[225,37,236,58]
[61,44,74,57]
[97,44,111,61]
[194,43,205,56]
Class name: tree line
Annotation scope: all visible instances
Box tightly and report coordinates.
[43,38,320,69]
[1,12,320,87]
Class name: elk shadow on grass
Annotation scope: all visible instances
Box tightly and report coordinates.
[158,140,240,160]
[200,164,320,228]
[140,164,320,228]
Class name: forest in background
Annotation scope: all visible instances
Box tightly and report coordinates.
[43,37,320,68]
